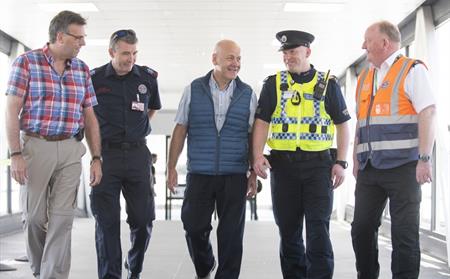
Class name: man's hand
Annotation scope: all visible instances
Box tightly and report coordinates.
[246,171,257,198]
[253,155,271,179]
[331,164,345,189]
[167,167,178,194]
[89,160,102,186]
[11,155,28,185]
[416,161,432,184]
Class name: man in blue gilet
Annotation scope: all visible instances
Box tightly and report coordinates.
[167,39,257,279]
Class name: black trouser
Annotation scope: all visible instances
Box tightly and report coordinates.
[181,173,247,279]
[270,152,334,279]
[351,161,421,279]
[90,144,155,279]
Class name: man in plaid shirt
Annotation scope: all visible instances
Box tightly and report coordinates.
[5,10,102,279]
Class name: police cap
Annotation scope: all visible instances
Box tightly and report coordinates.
[276,30,315,51]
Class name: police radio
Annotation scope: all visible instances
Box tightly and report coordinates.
[313,70,330,100]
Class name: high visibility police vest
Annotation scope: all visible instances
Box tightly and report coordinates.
[355,55,420,169]
[267,70,334,151]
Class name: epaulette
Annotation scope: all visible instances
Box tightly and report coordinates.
[412,59,427,70]
[89,69,96,76]
[142,66,158,78]
[329,75,337,81]
[263,74,275,83]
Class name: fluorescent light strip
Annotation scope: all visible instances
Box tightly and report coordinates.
[284,2,344,13]
[38,3,99,12]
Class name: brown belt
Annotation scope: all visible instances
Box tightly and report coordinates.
[25,131,73,141]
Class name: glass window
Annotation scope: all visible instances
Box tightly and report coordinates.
[420,181,432,230]
[0,51,10,215]
[434,20,450,235]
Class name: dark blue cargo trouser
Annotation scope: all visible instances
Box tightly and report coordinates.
[90,144,155,279]
[270,151,334,279]
[351,161,421,279]
[181,173,247,279]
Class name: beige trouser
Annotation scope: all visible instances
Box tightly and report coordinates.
[21,135,86,279]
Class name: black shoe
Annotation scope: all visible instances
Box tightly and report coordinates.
[124,258,140,279]
[14,255,29,262]
[195,259,216,279]
[124,257,129,270]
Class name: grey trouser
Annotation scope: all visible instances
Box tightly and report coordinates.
[21,135,86,279]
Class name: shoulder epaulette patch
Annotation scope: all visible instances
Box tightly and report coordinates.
[143,66,158,78]
[412,59,427,70]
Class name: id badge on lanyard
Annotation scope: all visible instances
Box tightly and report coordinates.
[131,94,145,111]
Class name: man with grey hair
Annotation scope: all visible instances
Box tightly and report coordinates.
[352,20,436,279]
[90,29,161,279]
[5,10,102,279]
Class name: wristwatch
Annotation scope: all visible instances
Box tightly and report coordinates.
[335,160,348,169]
[418,154,431,162]
[90,155,103,165]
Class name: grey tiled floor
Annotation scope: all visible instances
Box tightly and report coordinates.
[1,217,449,278]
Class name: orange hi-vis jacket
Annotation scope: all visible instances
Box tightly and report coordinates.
[355,55,422,169]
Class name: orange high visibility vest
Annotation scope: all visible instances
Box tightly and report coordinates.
[355,55,421,169]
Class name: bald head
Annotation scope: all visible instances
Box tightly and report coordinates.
[212,39,241,88]
[369,20,401,44]
[363,20,401,67]
[213,39,241,56]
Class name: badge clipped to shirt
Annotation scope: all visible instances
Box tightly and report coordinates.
[282,90,295,99]
[131,94,145,111]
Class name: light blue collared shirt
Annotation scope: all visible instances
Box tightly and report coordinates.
[175,74,257,132]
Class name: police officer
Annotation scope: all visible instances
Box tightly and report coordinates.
[90,29,161,279]
[252,30,351,279]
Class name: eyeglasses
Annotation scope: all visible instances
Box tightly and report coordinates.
[111,29,135,41]
[64,32,86,41]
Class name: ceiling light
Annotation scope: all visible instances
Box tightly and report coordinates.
[284,2,344,13]
[38,3,99,12]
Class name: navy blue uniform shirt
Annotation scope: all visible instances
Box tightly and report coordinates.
[256,65,350,124]
[91,62,161,142]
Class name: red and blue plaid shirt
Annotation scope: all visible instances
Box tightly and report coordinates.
[6,44,97,136]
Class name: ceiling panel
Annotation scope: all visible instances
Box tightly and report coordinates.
[1,0,425,110]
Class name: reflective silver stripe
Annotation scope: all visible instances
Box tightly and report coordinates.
[356,138,418,154]
[355,68,369,116]
[357,115,418,127]
[391,58,412,115]
[356,142,369,153]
